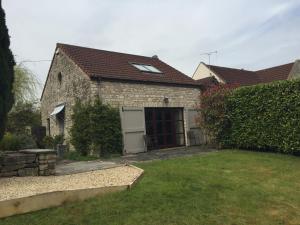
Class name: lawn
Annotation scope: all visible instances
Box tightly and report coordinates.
[1,150,300,225]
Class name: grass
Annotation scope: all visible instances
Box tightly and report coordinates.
[1,150,300,225]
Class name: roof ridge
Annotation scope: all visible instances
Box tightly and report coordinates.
[205,63,254,72]
[255,62,294,72]
[57,43,158,61]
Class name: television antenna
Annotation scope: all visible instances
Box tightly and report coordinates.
[199,51,218,67]
[199,51,218,76]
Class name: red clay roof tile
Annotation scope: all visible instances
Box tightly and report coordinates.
[57,43,199,87]
[205,62,294,86]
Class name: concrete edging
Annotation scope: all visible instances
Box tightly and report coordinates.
[0,165,144,219]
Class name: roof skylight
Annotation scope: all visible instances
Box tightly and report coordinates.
[132,63,162,73]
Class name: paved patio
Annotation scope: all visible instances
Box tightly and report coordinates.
[56,146,216,175]
[56,160,120,175]
[120,146,216,163]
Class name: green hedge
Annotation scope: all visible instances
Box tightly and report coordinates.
[225,79,300,154]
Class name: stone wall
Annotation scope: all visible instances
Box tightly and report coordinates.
[40,47,201,150]
[40,49,94,141]
[0,149,56,177]
[95,80,200,108]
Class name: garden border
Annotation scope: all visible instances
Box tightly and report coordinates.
[0,165,144,218]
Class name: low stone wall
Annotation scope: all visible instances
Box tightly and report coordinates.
[0,149,56,177]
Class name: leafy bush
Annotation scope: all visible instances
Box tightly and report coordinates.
[198,79,300,154]
[196,84,238,145]
[53,134,64,147]
[70,98,123,157]
[0,133,21,151]
[42,134,64,149]
[17,133,37,149]
[225,80,300,154]
[6,102,41,134]
[43,136,54,149]
[0,132,37,151]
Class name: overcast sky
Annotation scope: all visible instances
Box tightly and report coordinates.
[4,0,300,96]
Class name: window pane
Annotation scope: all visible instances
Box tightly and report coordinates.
[132,64,150,72]
[157,121,163,134]
[143,65,162,73]
[158,135,164,145]
[166,121,172,133]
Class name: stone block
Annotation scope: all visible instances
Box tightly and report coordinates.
[47,159,56,164]
[24,154,37,163]
[2,153,27,165]
[0,171,18,177]
[39,164,48,170]
[38,154,47,161]
[48,163,56,170]
[24,162,38,168]
[1,163,25,172]
[38,159,48,164]
[48,169,56,175]
[18,168,38,177]
[39,170,50,176]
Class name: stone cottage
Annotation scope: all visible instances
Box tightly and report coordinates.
[41,43,203,154]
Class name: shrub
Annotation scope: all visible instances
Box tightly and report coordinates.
[70,98,123,157]
[0,132,37,151]
[53,134,64,147]
[6,102,41,134]
[17,133,37,149]
[43,135,64,149]
[225,80,300,154]
[0,133,21,151]
[196,84,238,145]
[43,136,54,149]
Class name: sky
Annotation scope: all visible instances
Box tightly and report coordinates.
[4,0,300,97]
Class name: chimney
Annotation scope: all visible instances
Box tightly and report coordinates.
[152,55,158,59]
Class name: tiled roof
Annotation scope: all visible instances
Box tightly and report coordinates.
[196,76,218,89]
[206,62,294,86]
[209,65,260,86]
[255,63,294,83]
[57,43,199,87]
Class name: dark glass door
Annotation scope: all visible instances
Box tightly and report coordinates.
[145,108,185,150]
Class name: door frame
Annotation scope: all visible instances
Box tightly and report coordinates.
[144,107,186,150]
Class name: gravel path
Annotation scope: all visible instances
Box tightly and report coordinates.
[0,165,142,201]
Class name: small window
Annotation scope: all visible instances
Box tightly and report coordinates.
[58,72,62,84]
[131,63,162,73]
[143,65,162,73]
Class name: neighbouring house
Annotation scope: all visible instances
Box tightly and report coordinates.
[193,60,300,88]
[41,43,203,154]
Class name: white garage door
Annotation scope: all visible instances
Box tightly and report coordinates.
[120,107,146,154]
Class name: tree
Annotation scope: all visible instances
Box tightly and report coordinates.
[13,64,39,105]
[4,64,41,146]
[0,2,15,140]
[6,102,41,134]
